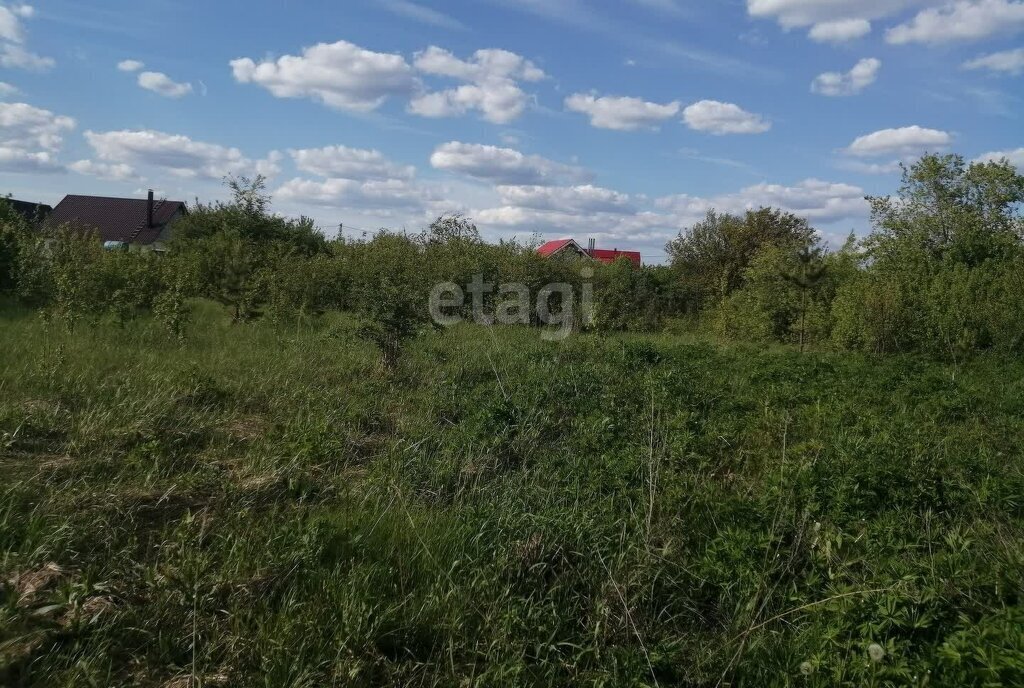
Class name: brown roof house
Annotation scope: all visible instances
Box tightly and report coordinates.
[47,190,187,252]
[3,198,53,225]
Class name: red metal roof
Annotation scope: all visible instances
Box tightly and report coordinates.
[537,238,580,257]
[47,194,187,245]
[536,238,642,267]
[590,249,642,267]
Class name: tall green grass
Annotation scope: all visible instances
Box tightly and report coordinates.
[2,302,1023,686]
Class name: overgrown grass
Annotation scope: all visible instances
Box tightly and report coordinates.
[2,302,1023,686]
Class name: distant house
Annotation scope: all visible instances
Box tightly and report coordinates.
[537,238,642,267]
[3,198,53,225]
[46,190,187,252]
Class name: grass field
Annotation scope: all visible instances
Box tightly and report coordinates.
[2,301,1023,686]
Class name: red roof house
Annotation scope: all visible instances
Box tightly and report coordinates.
[537,238,641,267]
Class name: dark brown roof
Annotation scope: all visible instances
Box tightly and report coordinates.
[47,194,187,245]
[4,199,53,224]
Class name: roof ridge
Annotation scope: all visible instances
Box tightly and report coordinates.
[127,197,167,243]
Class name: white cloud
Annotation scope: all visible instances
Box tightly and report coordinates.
[230,40,417,112]
[0,101,74,152]
[117,59,144,72]
[746,0,925,29]
[0,100,74,173]
[975,147,1024,168]
[0,3,51,70]
[494,184,634,214]
[657,178,869,224]
[564,93,680,131]
[837,159,903,175]
[83,129,281,180]
[414,46,545,82]
[0,43,52,70]
[963,47,1024,74]
[0,3,33,43]
[410,47,544,123]
[69,159,138,181]
[887,0,1024,44]
[474,175,871,257]
[0,81,16,97]
[379,0,466,30]
[137,71,193,98]
[289,145,415,180]
[808,18,872,42]
[275,176,435,211]
[473,204,671,242]
[812,58,881,96]
[845,126,952,157]
[682,100,771,135]
[0,147,61,172]
[430,141,587,185]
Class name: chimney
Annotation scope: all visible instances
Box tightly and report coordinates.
[588,237,596,255]
[146,189,154,228]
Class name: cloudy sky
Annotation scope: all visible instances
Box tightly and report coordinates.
[1,0,1022,260]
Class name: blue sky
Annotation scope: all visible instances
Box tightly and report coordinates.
[1,0,1022,260]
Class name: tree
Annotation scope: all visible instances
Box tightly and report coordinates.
[0,198,31,295]
[172,177,329,322]
[667,207,816,315]
[781,245,828,353]
[867,154,1024,267]
[350,232,431,367]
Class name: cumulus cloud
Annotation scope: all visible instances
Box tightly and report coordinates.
[289,145,415,180]
[564,93,680,131]
[812,58,881,96]
[0,100,74,172]
[887,0,1024,44]
[275,176,435,211]
[494,184,634,214]
[975,147,1024,168]
[836,159,904,175]
[68,159,138,181]
[0,100,73,151]
[0,3,32,42]
[657,179,869,224]
[808,18,872,42]
[230,40,417,112]
[682,100,771,135]
[745,0,930,41]
[0,3,52,70]
[137,71,193,98]
[430,141,587,185]
[474,175,871,255]
[963,47,1024,74]
[409,47,544,123]
[845,126,952,157]
[117,59,144,72]
[82,129,281,179]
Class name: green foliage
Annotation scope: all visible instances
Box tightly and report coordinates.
[0,198,32,294]
[349,231,431,366]
[667,207,816,312]
[593,257,664,332]
[171,176,329,322]
[832,155,1024,357]
[2,309,1024,686]
[688,154,1024,358]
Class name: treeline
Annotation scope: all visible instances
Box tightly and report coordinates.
[671,154,1024,357]
[0,177,673,359]
[1,154,1022,360]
